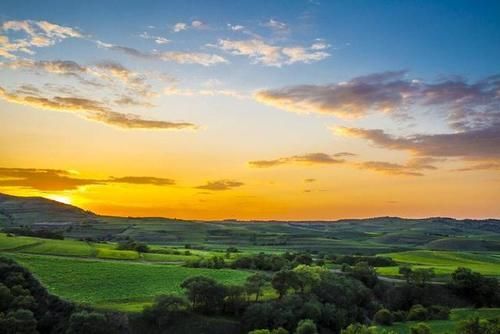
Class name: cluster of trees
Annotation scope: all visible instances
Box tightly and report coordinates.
[3,227,64,240]
[0,257,128,334]
[116,239,150,253]
[333,255,396,267]
[448,267,500,307]
[189,252,314,271]
[399,267,435,286]
[373,304,450,326]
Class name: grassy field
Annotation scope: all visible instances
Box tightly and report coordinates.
[376,250,500,277]
[6,253,250,312]
[376,308,500,334]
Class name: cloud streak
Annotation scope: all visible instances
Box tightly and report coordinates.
[96,40,227,66]
[249,152,349,168]
[0,86,197,130]
[196,180,244,191]
[0,168,175,191]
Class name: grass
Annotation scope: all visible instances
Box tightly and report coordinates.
[376,250,500,277]
[95,248,139,260]
[0,233,40,250]
[376,308,500,334]
[6,253,250,312]
[17,238,95,257]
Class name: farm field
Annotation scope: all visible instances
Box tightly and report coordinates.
[375,250,500,277]
[5,252,251,312]
[376,308,500,334]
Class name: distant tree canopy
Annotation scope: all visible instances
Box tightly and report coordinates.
[2,227,64,240]
[116,239,150,253]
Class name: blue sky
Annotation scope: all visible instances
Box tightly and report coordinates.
[0,1,499,219]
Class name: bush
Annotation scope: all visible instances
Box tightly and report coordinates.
[295,319,317,334]
[374,308,393,325]
[456,317,500,334]
[341,323,376,334]
[391,310,407,322]
[407,305,428,321]
[427,305,450,320]
[409,323,431,334]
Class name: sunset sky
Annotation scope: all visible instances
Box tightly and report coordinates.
[1,0,499,220]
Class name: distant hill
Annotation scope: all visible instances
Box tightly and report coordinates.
[0,192,498,253]
[0,192,96,226]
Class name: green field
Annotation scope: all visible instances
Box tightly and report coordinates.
[376,250,500,277]
[376,308,500,334]
[6,253,250,312]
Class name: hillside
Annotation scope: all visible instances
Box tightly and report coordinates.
[0,193,499,253]
[0,192,96,226]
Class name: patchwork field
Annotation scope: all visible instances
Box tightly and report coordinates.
[6,253,250,312]
[376,250,500,277]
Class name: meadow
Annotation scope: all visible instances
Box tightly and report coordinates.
[376,308,500,334]
[6,252,250,312]
[375,250,500,277]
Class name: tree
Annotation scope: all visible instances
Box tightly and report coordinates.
[245,273,268,301]
[399,266,413,284]
[180,276,225,313]
[409,323,431,334]
[224,285,246,315]
[272,270,300,299]
[349,262,378,288]
[295,319,318,334]
[292,265,327,294]
[450,267,500,307]
[142,294,187,328]
[411,269,435,286]
[374,308,393,325]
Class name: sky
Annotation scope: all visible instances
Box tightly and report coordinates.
[0,0,499,220]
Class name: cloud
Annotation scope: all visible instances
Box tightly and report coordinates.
[357,157,439,176]
[335,125,500,159]
[262,19,288,31]
[139,32,170,44]
[2,59,152,95]
[96,41,227,66]
[304,178,316,183]
[255,71,500,127]
[0,20,82,58]
[217,39,329,66]
[227,24,245,31]
[172,21,206,32]
[455,162,500,172]
[108,176,175,185]
[156,51,227,66]
[0,86,197,130]
[0,168,176,191]
[249,152,347,168]
[196,180,244,191]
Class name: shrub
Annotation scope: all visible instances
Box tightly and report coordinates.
[407,305,428,321]
[295,319,318,334]
[409,323,431,334]
[427,305,450,320]
[374,308,393,325]
[391,310,407,322]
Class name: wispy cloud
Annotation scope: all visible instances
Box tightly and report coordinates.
[249,152,348,168]
[0,86,197,130]
[196,180,244,191]
[0,20,82,59]
[139,31,170,44]
[0,168,176,191]
[217,39,329,66]
[334,125,500,160]
[97,40,227,66]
